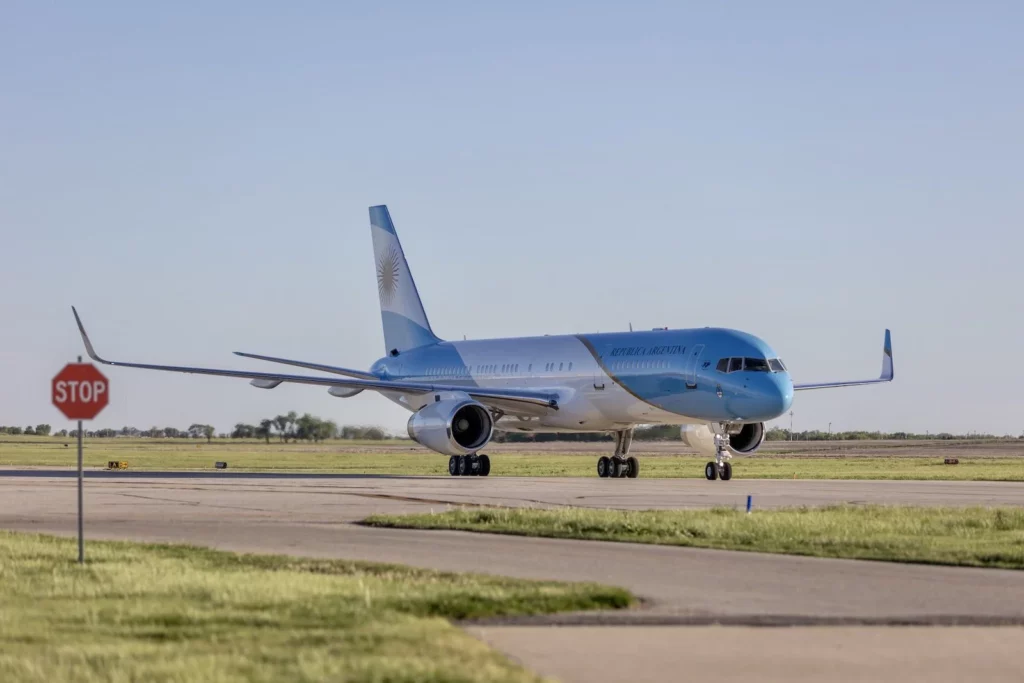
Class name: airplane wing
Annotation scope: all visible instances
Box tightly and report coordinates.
[72,308,559,412]
[232,351,378,380]
[793,329,893,391]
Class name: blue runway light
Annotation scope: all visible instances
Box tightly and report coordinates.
[746,495,752,513]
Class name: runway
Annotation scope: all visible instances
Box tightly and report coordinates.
[3,472,1024,682]
[3,469,1024,509]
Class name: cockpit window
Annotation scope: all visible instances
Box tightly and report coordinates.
[768,358,787,372]
[716,358,729,373]
[744,358,770,372]
[728,357,743,373]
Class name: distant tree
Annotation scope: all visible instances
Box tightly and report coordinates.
[187,424,205,439]
[148,426,165,438]
[202,425,215,443]
[294,414,314,441]
[164,427,180,438]
[9,426,22,435]
[286,411,298,440]
[256,419,274,444]
[273,415,290,442]
[33,424,52,436]
[56,429,68,438]
[317,419,338,442]
[231,423,256,439]
[24,426,35,435]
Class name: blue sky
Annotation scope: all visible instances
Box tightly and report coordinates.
[2,2,1022,435]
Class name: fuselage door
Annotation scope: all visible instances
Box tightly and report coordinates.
[684,344,705,389]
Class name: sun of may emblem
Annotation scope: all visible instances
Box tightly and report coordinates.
[376,247,401,305]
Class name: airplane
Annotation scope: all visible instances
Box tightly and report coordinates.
[71,204,893,480]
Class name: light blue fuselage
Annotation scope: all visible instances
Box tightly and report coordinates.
[370,327,794,432]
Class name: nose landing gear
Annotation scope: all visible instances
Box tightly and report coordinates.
[704,430,733,481]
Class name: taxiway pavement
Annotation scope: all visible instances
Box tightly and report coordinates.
[3,472,1024,682]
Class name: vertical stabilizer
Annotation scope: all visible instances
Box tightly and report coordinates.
[369,205,441,355]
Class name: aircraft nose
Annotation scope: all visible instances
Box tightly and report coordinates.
[750,374,793,420]
[727,374,793,421]
[769,374,795,417]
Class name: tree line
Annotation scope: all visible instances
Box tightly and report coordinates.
[227,412,384,443]
[493,426,1024,442]
[0,414,388,443]
[0,424,53,436]
[3,421,1020,443]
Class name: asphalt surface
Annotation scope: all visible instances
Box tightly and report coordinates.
[468,626,1024,683]
[3,472,1024,682]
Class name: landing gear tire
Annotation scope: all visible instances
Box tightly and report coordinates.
[626,456,639,479]
[449,456,459,476]
[705,462,718,481]
[457,455,470,476]
[720,462,732,481]
[479,454,491,477]
[597,456,611,478]
[613,458,628,478]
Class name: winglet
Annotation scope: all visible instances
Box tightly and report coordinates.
[880,328,893,381]
[71,306,106,364]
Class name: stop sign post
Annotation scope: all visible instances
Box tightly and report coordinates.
[52,359,109,563]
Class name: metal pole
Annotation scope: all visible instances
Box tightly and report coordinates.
[77,354,84,564]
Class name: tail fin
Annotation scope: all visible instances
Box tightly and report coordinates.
[369,205,441,355]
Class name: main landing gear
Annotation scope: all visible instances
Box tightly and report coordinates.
[704,429,733,481]
[448,454,491,477]
[598,429,639,479]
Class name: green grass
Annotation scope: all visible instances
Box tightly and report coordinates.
[365,505,1024,570]
[0,532,630,683]
[3,437,1024,480]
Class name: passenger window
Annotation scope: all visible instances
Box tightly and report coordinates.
[559,362,563,371]
[728,358,743,373]
[568,362,573,371]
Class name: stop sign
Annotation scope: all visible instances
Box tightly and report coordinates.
[52,363,109,420]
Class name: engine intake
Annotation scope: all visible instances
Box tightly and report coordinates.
[680,423,765,457]
[407,398,494,456]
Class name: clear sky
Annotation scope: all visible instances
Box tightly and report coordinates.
[2,2,1022,436]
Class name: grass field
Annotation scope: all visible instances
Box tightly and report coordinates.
[2,436,1023,480]
[0,531,629,683]
[365,505,1024,570]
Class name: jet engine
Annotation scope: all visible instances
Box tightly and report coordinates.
[407,398,494,456]
[680,423,765,457]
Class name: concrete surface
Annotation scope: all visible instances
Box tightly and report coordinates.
[3,469,1024,509]
[2,473,1023,623]
[4,472,1024,682]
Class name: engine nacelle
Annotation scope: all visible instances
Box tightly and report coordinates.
[680,423,765,457]
[407,398,494,456]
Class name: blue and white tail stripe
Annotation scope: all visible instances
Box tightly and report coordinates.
[369,205,441,354]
